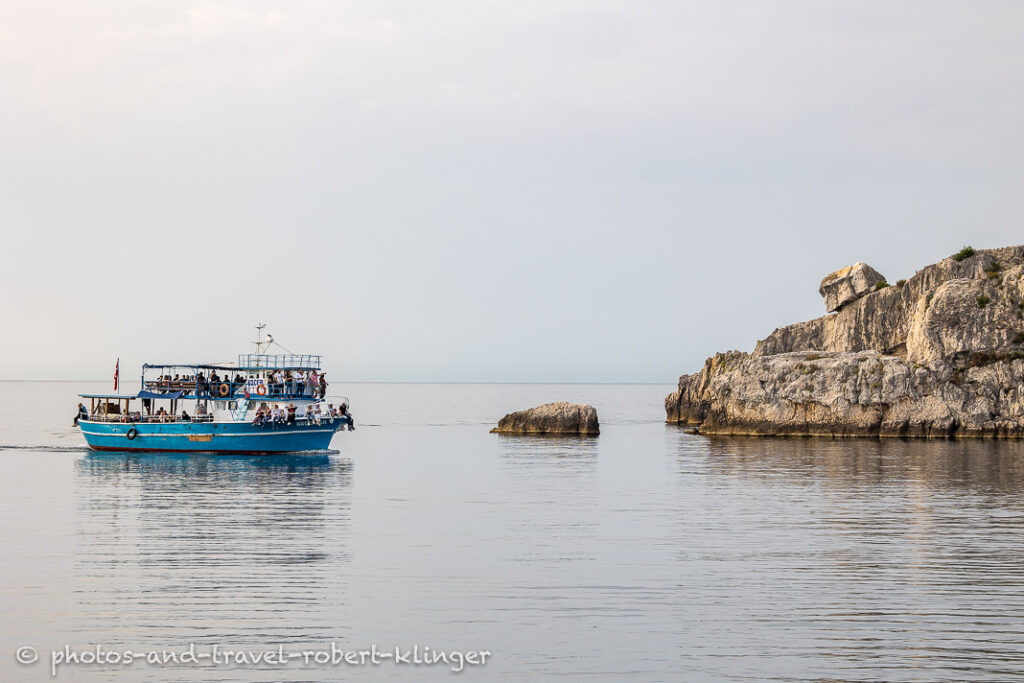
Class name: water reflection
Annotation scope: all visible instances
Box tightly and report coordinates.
[495,434,598,469]
[71,452,354,650]
[494,436,599,566]
[665,431,1024,680]
[78,451,343,476]
[686,434,1024,492]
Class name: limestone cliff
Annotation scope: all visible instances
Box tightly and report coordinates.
[666,246,1024,437]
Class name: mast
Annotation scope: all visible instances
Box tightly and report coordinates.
[253,323,266,354]
[252,323,273,368]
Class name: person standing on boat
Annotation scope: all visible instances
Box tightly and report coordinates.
[319,373,328,399]
[273,369,285,396]
[293,370,304,397]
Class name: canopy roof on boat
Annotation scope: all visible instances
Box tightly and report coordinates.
[142,363,240,372]
[136,390,185,400]
[79,391,185,400]
[78,393,138,400]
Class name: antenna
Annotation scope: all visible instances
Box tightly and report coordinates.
[253,323,266,354]
[252,323,274,357]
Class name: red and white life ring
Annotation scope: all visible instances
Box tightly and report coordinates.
[255,384,268,396]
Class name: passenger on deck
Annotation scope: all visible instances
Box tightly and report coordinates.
[273,370,284,395]
[319,373,328,398]
[252,406,267,426]
[181,410,191,422]
[293,370,305,396]
[327,404,338,417]
[196,402,208,419]
[312,403,323,425]
[156,407,168,422]
[73,403,88,426]
[270,404,283,426]
[304,404,315,422]
[339,403,355,431]
[286,402,297,424]
[308,370,318,398]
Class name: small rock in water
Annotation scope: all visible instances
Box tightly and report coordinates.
[491,402,600,436]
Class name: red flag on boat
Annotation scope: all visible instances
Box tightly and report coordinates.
[114,358,119,391]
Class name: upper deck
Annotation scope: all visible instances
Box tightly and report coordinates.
[143,353,322,374]
[139,353,329,401]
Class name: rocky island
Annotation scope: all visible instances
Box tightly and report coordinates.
[492,402,600,436]
[666,245,1024,438]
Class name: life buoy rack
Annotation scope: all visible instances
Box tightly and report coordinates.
[255,384,268,396]
[218,383,230,397]
[126,427,138,440]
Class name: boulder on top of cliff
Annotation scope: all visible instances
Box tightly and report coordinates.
[818,262,887,312]
[491,402,600,436]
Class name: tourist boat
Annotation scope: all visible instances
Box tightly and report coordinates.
[76,328,353,454]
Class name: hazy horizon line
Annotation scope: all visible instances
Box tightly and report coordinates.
[0,379,676,386]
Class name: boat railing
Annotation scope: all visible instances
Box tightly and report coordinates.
[242,382,328,400]
[84,414,217,424]
[237,353,322,369]
[83,414,340,426]
[143,380,198,392]
[142,381,328,401]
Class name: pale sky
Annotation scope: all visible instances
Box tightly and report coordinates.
[1,1,1022,382]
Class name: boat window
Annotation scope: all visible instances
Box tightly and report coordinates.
[228,401,238,410]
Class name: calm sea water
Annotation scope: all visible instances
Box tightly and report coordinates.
[3,381,1024,681]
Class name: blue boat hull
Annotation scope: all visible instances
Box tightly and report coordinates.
[79,420,341,454]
